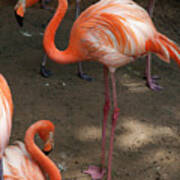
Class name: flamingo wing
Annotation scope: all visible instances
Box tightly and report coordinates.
[0,75,13,158]
[3,141,45,180]
[69,0,179,71]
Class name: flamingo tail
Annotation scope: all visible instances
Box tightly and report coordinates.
[146,33,180,66]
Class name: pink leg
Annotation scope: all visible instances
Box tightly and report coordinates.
[76,0,92,81]
[107,72,120,180]
[40,55,52,78]
[84,66,110,179]
[101,66,110,168]
[146,54,162,90]
[145,0,163,90]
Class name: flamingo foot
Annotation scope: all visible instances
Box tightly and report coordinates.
[84,165,106,180]
[40,65,52,78]
[78,72,93,82]
[146,79,163,91]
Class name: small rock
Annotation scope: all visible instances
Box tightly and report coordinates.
[62,82,66,87]
[58,163,66,171]
[45,83,50,86]
[20,30,32,37]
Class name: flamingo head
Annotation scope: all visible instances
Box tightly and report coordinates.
[14,0,26,27]
[38,120,55,155]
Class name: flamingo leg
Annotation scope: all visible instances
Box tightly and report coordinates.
[101,66,110,169]
[147,0,155,16]
[145,0,162,90]
[146,54,162,90]
[40,55,53,78]
[107,72,120,180]
[0,159,3,180]
[76,0,92,81]
[84,66,110,179]
[77,62,93,81]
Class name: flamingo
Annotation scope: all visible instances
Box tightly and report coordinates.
[14,0,92,80]
[0,75,13,180]
[2,120,62,180]
[0,75,62,180]
[43,0,180,179]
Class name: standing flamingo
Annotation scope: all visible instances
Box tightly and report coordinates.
[43,0,180,179]
[0,75,13,180]
[0,74,62,180]
[14,0,92,80]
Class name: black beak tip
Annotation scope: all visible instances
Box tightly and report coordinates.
[42,149,53,156]
[14,10,24,27]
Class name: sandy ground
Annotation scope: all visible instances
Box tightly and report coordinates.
[0,0,180,179]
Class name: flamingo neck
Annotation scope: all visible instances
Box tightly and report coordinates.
[24,121,61,180]
[43,0,79,64]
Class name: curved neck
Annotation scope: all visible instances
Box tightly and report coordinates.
[24,122,61,180]
[43,0,79,64]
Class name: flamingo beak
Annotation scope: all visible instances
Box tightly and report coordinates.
[42,132,54,155]
[43,148,53,155]
[14,10,24,27]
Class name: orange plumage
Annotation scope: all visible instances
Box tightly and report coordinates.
[0,75,13,159]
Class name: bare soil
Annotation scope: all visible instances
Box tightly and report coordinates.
[0,0,180,179]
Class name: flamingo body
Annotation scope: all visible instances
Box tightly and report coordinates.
[44,0,180,71]
[0,75,13,158]
[3,141,45,180]
[71,0,180,70]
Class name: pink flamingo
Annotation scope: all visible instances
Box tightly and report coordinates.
[0,74,62,179]
[2,120,62,180]
[0,75,13,180]
[43,0,180,179]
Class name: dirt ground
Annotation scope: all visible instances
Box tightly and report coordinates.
[0,0,180,179]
